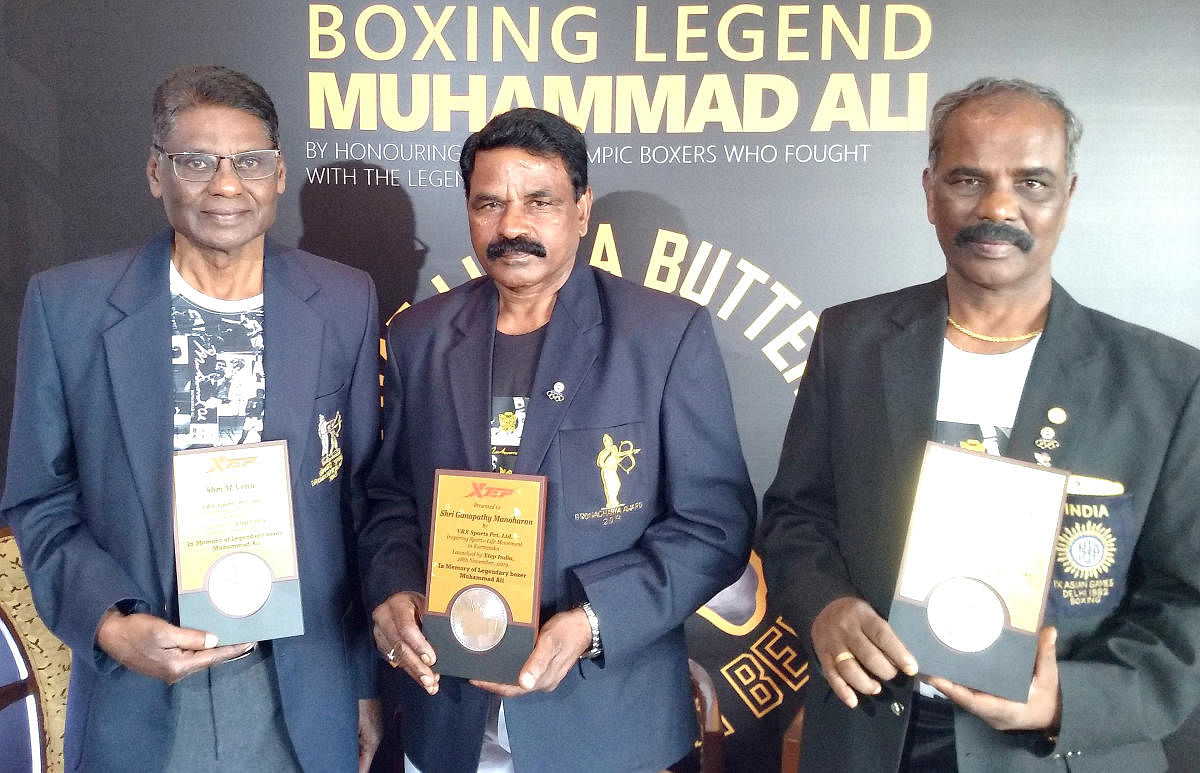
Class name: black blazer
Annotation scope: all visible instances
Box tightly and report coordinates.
[763,278,1200,772]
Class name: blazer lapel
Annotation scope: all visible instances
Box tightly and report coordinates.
[262,243,324,488]
[447,281,498,473]
[880,280,947,464]
[516,261,601,475]
[1008,283,1102,470]
[104,231,175,602]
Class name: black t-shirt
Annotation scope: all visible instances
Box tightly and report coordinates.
[489,326,546,474]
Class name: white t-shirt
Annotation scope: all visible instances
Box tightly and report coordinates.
[918,336,1040,699]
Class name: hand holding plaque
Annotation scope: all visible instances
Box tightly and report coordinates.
[172,440,303,645]
[888,442,1068,701]
[422,470,547,684]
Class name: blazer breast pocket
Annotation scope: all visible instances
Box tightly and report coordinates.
[307,388,350,491]
[1046,492,1134,620]
[558,422,651,530]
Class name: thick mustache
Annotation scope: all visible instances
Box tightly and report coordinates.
[954,222,1034,253]
[487,237,547,260]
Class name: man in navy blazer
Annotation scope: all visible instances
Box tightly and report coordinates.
[360,108,756,772]
[1,66,381,771]
[762,78,1200,771]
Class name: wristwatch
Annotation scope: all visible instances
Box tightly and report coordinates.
[579,602,603,659]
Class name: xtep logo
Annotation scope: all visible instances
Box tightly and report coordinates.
[206,455,258,473]
[467,482,514,498]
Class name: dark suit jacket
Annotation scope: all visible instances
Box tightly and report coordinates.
[360,258,756,773]
[762,278,1200,772]
[1,231,380,772]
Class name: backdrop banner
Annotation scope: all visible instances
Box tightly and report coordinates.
[2,2,1198,770]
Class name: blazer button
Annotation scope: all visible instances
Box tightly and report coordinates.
[890,701,905,717]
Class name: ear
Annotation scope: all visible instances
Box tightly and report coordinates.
[575,186,593,238]
[276,154,287,195]
[921,167,935,225]
[147,149,165,199]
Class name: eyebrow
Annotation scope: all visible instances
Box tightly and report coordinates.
[947,165,1059,180]
[469,189,559,203]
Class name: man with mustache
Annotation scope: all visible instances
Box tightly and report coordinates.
[360,108,755,772]
[2,66,382,771]
[762,78,1200,771]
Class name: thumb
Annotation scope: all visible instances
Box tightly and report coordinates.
[170,623,220,651]
[518,639,555,689]
[1033,626,1058,682]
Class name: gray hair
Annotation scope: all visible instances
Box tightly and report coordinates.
[152,65,279,148]
[928,78,1082,173]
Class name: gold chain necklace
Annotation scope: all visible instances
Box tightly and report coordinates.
[946,315,1043,343]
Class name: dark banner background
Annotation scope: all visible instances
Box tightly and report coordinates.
[2,2,1198,770]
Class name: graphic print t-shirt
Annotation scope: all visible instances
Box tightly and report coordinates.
[920,336,1038,698]
[170,262,265,450]
[488,326,545,473]
[935,337,1039,455]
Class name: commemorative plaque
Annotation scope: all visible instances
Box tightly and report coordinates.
[172,440,303,645]
[424,469,546,683]
[888,442,1068,701]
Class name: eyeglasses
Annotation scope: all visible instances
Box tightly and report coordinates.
[153,145,281,182]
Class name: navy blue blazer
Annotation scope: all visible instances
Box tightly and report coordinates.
[763,278,1200,772]
[360,258,756,772]
[1,230,380,772]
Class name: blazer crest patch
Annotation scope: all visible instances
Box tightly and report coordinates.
[572,432,645,527]
[1048,492,1133,616]
[311,411,344,486]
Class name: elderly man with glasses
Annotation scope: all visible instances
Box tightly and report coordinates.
[2,65,382,772]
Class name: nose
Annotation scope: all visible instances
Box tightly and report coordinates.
[207,157,245,195]
[497,202,531,238]
[975,183,1018,221]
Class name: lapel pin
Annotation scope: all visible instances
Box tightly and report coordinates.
[546,381,566,402]
[1035,426,1060,450]
[1047,406,1067,425]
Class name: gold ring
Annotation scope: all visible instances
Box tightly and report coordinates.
[834,651,856,664]
[386,645,398,663]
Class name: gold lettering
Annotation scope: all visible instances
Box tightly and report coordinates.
[551,6,598,63]
[412,5,456,61]
[811,73,870,131]
[777,5,811,61]
[634,6,668,62]
[493,6,539,62]
[309,4,346,59]
[588,223,623,277]
[884,4,932,60]
[717,4,765,62]
[615,75,687,133]
[821,4,870,60]
[763,311,820,382]
[309,72,378,130]
[745,282,802,340]
[742,74,800,132]
[432,74,487,131]
[544,76,614,133]
[752,620,809,691]
[644,229,689,292]
[679,242,733,306]
[355,4,407,62]
[676,5,709,62]
[683,74,743,132]
[721,653,783,719]
[716,259,769,320]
